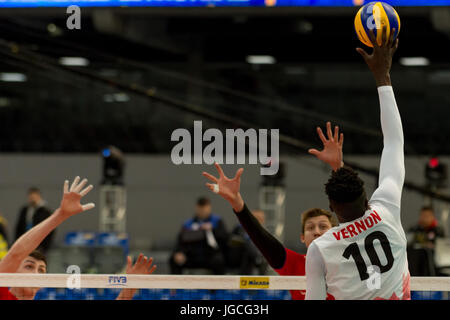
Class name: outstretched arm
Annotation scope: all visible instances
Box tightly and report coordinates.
[371,84,404,209]
[233,204,286,269]
[203,163,287,269]
[203,133,345,270]
[116,254,157,300]
[357,27,404,219]
[0,177,94,273]
[232,124,345,268]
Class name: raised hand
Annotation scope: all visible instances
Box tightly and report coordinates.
[126,254,157,275]
[308,121,344,172]
[356,26,399,87]
[58,176,95,218]
[116,254,157,300]
[202,162,244,212]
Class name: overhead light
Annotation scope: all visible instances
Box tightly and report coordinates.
[113,93,130,102]
[59,57,90,67]
[295,20,313,34]
[103,93,130,103]
[104,94,114,103]
[0,73,27,82]
[47,24,57,33]
[284,67,307,75]
[100,69,119,77]
[428,70,450,85]
[47,23,63,36]
[246,55,276,65]
[399,57,430,67]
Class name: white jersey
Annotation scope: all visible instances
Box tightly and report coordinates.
[305,86,410,300]
[310,201,410,300]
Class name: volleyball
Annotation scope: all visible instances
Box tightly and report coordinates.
[354,1,400,47]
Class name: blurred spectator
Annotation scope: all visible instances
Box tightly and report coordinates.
[0,213,9,260]
[170,197,228,275]
[15,187,54,254]
[226,209,267,275]
[407,206,445,276]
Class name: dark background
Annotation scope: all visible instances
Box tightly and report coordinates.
[0,6,448,155]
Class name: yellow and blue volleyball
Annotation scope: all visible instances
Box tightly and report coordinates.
[354,2,400,47]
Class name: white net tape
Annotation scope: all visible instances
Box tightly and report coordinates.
[1,274,450,291]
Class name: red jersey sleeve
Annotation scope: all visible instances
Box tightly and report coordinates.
[0,287,18,300]
[274,248,306,300]
[274,248,335,300]
[274,248,306,276]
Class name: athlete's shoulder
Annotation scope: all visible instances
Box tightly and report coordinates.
[285,248,306,263]
[369,203,404,229]
[275,248,305,276]
[369,198,401,217]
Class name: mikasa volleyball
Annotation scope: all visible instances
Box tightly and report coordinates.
[355,1,400,47]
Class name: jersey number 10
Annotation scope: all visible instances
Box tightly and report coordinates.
[342,231,394,281]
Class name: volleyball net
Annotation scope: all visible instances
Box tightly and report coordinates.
[1,274,450,300]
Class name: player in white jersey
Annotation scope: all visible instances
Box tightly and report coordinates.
[305,26,410,300]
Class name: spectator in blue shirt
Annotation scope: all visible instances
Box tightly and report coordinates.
[170,197,228,275]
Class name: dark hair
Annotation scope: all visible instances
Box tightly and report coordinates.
[28,187,41,195]
[196,197,210,207]
[29,250,47,266]
[301,208,338,234]
[420,206,434,213]
[325,167,365,203]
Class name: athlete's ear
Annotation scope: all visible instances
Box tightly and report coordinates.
[300,234,305,243]
[329,203,335,213]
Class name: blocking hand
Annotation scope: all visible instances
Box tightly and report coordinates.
[308,121,344,172]
[59,176,95,218]
[202,162,244,212]
[356,26,399,87]
[126,254,157,275]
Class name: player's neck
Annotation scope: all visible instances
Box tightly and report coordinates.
[337,210,366,224]
[334,199,370,224]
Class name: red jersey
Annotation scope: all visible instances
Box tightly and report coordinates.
[0,287,17,300]
[274,248,335,300]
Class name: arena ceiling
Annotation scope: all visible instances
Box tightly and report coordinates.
[0,7,449,154]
